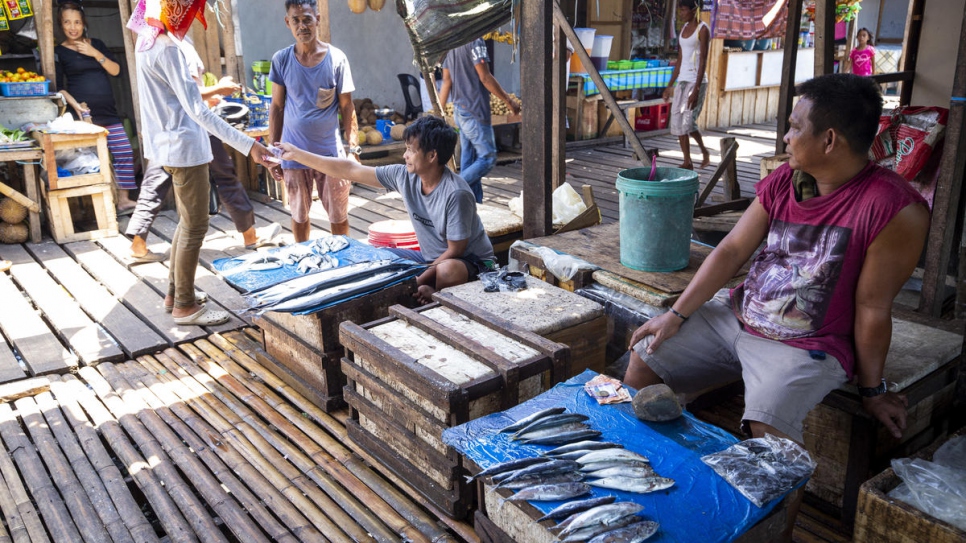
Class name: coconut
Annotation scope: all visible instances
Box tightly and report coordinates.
[366,130,384,145]
[361,125,374,133]
[0,221,27,244]
[348,0,366,13]
[368,0,385,10]
[390,124,406,141]
[358,131,368,145]
[0,198,28,225]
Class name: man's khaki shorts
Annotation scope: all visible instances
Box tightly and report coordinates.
[632,289,848,442]
[283,168,352,224]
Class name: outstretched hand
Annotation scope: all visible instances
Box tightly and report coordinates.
[628,311,684,355]
[862,392,908,439]
[273,142,301,162]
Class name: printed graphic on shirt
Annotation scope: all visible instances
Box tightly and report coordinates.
[470,42,488,65]
[411,212,435,229]
[739,220,851,339]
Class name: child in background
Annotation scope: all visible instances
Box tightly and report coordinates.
[849,28,876,77]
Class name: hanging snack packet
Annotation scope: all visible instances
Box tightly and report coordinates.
[3,0,33,20]
[0,8,8,31]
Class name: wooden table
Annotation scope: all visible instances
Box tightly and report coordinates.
[0,146,43,243]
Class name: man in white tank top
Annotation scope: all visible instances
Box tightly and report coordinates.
[663,0,710,170]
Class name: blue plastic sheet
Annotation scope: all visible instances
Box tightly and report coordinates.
[442,371,792,543]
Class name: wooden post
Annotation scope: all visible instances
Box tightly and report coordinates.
[814,0,835,76]
[36,0,55,87]
[228,0,245,84]
[775,0,804,154]
[900,0,925,105]
[721,137,739,200]
[920,7,966,317]
[551,23,567,191]
[117,0,142,152]
[522,0,553,238]
[317,0,331,44]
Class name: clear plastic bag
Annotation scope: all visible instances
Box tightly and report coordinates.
[552,182,588,226]
[887,445,966,531]
[506,240,598,281]
[480,269,528,293]
[701,434,816,508]
[56,148,101,174]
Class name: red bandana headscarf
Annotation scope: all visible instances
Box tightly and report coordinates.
[128,0,207,50]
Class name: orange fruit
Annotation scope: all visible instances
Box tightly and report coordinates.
[16,67,25,73]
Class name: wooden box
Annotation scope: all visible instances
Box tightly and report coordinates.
[253,278,417,411]
[32,130,111,191]
[437,277,607,376]
[339,300,570,518]
[853,427,966,543]
[43,182,118,244]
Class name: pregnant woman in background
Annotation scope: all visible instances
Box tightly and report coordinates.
[55,2,138,213]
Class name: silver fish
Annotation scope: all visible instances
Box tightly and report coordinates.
[562,515,640,542]
[513,422,590,442]
[507,482,591,502]
[498,407,568,433]
[587,477,675,494]
[511,413,590,438]
[576,449,650,465]
[579,460,653,473]
[465,456,550,483]
[544,441,624,457]
[536,495,617,523]
[495,472,584,490]
[519,429,602,446]
[584,466,657,480]
[558,503,646,537]
[546,449,602,461]
[587,521,660,543]
[493,459,580,484]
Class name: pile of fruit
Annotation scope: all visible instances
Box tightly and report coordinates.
[441,93,520,117]
[0,67,46,83]
[0,198,28,244]
[482,30,515,45]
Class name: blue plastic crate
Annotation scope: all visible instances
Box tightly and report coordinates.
[0,80,49,97]
[247,94,271,128]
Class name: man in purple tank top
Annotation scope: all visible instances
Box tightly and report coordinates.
[624,73,929,540]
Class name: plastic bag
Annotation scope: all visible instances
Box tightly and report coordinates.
[552,182,588,226]
[480,269,528,292]
[508,191,523,218]
[56,148,101,175]
[702,434,816,508]
[46,113,104,134]
[396,0,513,67]
[933,434,966,471]
[506,240,598,281]
[870,106,948,181]
[888,456,966,531]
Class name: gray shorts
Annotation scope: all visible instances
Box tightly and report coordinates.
[668,80,707,136]
[632,290,848,442]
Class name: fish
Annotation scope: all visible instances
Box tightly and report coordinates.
[506,482,592,502]
[519,429,602,446]
[576,449,650,466]
[545,449,603,461]
[558,502,646,537]
[512,422,591,442]
[266,267,422,313]
[495,472,584,490]
[465,456,550,483]
[511,413,590,438]
[561,515,640,542]
[543,441,624,457]
[587,520,660,543]
[579,460,653,474]
[586,476,675,494]
[584,466,657,480]
[492,459,580,485]
[535,495,617,523]
[498,407,568,433]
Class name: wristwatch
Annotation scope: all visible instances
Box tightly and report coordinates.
[858,378,888,398]
[346,145,362,156]
[97,57,107,64]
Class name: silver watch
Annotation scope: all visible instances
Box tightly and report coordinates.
[346,145,362,156]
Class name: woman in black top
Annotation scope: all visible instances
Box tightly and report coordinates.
[56,2,137,212]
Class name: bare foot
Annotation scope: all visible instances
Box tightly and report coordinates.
[679,161,694,170]
[700,153,711,169]
[415,285,436,305]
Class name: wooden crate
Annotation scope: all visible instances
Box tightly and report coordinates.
[853,427,966,543]
[253,278,417,411]
[42,182,118,244]
[436,276,607,376]
[32,130,111,191]
[340,301,570,518]
[759,153,789,180]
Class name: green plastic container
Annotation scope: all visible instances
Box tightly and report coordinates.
[607,60,619,70]
[616,167,699,272]
[617,59,633,70]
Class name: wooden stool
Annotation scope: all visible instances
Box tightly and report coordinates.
[42,182,118,243]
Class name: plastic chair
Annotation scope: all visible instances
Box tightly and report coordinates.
[397,73,423,121]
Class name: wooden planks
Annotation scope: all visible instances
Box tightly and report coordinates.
[0,267,76,376]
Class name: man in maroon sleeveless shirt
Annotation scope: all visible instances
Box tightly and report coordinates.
[624,73,929,541]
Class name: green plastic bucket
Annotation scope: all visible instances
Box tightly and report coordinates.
[616,167,699,272]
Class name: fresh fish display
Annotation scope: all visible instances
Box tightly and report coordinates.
[492,459,580,484]
[576,449,650,466]
[558,502,646,537]
[513,422,590,442]
[561,515,640,542]
[254,266,423,313]
[518,429,602,446]
[579,460,653,473]
[495,471,584,490]
[498,407,568,433]
[543,441,623,457]
[465,456,550,483]
[245,259,395,305]
[584,466,657,480]
[511,413,590,438]
[535,495,617,523]
[295,253,338,274]
[587,520,660,543]
[587,476,675,494]
[546,449,603,461]
[506,482,592,502]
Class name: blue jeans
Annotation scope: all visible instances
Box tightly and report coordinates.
[454,105,497,203]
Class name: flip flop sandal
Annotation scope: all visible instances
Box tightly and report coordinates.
[173,307,230,326]
[164,291,210,313]
[129,251,168,265]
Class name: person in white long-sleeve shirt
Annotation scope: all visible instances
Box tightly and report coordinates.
[135,30,273,326]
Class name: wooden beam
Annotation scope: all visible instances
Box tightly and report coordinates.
[552,3,651,168]
[552,23,567,191]
[776,0,804,154]
[900,0,925,105]
[921,7,966,317]
[522,0,553,238]
[220,0,241,84]
[117,0,142,152]
[317,0,331,44]
[814,0,835,76]
[37,0,56,88]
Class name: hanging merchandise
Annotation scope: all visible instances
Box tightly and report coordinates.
[2,0,32,20]
[0,8,8,31]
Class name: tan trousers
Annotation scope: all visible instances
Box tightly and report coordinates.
[164,164,210,309]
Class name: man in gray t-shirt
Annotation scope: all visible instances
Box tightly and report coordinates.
[274,116,495,304]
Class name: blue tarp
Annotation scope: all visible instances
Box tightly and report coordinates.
[442,370,794,543]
